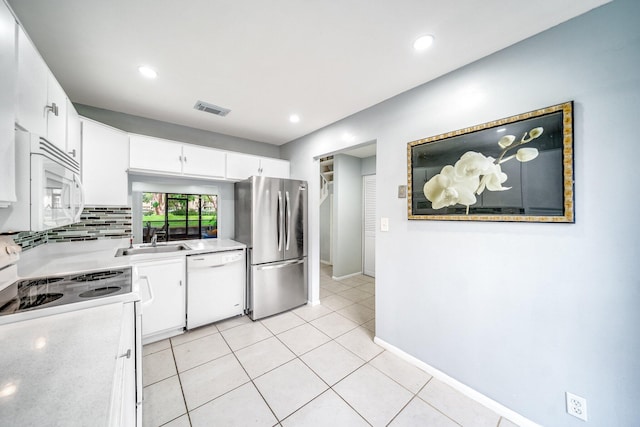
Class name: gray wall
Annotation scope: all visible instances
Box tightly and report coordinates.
[281,1,640,425]
[332,154,363,278]
[76,104,280,158]
[361,155,376,176]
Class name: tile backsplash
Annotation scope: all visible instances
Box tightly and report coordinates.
[11,206,132,251]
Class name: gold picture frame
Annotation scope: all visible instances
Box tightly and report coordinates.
[407,101,574,222]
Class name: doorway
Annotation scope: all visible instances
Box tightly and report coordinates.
[317,143,376,280]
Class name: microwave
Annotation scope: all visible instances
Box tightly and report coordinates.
[0,130,84,233]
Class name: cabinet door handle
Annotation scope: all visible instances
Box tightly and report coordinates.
[118,349,132,359]
[45,102,59,116]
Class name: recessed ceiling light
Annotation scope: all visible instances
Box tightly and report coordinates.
[289,114,300,123]
[138,65,157,79]
[413,34,435,51]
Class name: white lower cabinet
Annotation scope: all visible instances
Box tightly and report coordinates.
[109,301,141,427]
[135,257,186,343]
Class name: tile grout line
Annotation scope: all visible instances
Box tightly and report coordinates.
[216,326,282,425]
[170,338,193,427]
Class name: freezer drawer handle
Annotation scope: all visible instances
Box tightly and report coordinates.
[256,258,305,270]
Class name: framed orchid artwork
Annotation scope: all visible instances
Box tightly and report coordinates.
[407,101,574,222]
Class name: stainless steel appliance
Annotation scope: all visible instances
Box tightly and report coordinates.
[235,176,308,320]
[0,130,84,233]
[186,250,245,329]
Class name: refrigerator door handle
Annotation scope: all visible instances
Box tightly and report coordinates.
[256,258,305,270]
[277,190,283,251]
[285,191,291,251]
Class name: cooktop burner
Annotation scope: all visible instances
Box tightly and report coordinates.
[20,277,65,287]
[73,270,124,282]
[0,267,132,316]
[78,286,122,298]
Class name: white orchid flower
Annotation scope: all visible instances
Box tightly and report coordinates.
[476,163,511,195]
[498,135,516,148]
[454,151,494,179]
[521,127,544,143]
[423,165,478,210]
[529,127,544,139]
[516,147,539,162]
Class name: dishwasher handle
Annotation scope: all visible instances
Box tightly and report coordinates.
[188,252,244,269]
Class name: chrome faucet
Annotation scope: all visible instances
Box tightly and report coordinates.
[151,234,158,247]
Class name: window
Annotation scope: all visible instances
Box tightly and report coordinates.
[141,192,217,242]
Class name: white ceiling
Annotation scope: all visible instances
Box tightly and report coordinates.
[8,0,609,146]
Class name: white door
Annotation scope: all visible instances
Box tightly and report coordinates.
[363,175,376,277]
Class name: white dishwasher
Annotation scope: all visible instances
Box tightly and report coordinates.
[186,250,245,329]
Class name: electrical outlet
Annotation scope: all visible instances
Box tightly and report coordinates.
[566,392,588,421]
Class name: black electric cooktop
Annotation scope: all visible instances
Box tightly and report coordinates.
[0,267,132,316]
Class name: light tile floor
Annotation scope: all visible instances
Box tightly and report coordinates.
[142,265,520,427]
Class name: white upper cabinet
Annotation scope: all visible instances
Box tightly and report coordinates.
[45,73,67,149]
[259,156,290,179]
[82,119,129,206]
[181,144,226,178]
[0,1,16,207]
[66,99,81,161]
[129,134,182,174]
[129,134,226,179]
[226,152,290,180]
[225,152,260,180]
[16,26,47,137]
[15,26,70,152]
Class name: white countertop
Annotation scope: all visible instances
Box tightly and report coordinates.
[0,303,125,427]
[17,237,246,278]
[1,237,246,425]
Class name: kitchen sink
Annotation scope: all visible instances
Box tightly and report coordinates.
[115,243,191,257]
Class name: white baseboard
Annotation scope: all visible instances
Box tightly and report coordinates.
[332,271,363,280]
[373,336,542,427]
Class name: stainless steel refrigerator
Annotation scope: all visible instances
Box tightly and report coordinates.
[235,176,308,320]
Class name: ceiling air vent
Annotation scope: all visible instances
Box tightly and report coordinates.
[193,100,231,117]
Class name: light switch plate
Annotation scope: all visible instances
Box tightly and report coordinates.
[381,217,389,232]
[398,185,407,198]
